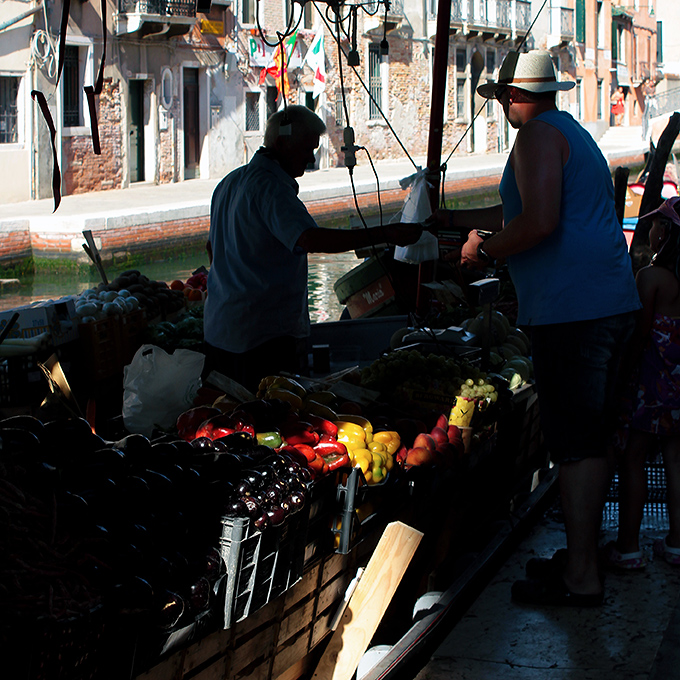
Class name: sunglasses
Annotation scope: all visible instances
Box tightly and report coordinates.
[494,86,508,101]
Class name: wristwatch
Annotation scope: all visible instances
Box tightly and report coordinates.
[477,242,495,265]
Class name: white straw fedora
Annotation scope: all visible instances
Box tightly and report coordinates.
[477,50,575,99]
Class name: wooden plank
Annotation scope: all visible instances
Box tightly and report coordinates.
[191,654,229,680]
[182,628,232,674]
[316,572,350,615]
[271,628,313,677]
[311,522,423,680]
[283,563,321,607]
[230,625,276,676]
[311,607,335,649]
[279,598,316,644]
[135,652,185,680]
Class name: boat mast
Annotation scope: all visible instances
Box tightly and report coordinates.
[426,0,453,211]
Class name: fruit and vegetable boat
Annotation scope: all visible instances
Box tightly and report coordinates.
[0,266,549,680]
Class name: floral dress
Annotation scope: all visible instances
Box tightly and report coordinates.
[629,313,680,435]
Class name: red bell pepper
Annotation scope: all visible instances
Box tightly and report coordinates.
[304,414,338,438]
[292,443,317,462]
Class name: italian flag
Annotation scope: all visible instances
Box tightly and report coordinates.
[304,23,326,100]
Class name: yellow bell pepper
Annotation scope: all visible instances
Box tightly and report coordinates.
[372,430,401,455]
[368,441,387,453]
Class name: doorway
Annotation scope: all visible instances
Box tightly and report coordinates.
[183,68,200,179]
[129,80,145,183]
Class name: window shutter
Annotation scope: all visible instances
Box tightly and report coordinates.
[575,0,585,43]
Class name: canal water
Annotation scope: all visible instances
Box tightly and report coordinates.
[0,250,361,324]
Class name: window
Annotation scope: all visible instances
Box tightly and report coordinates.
[657,21,663,64]
[597,79,603,119]
[303,1,313,30]
[597,2,605,48]
[486,80,494,117]
[245,91,260,131]
[241,0,256,25]
[368,43,382,121]
[161,69,174,109]
[576,78,583,120]
[486,49,495,75]
[335,89,344,127]
[63,45,81,127]
[0,77,19,144]
[456,48,466,120]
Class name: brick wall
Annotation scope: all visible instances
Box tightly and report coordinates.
[62,80,123,195]
[159,72,181,184]
[0,223,32,266]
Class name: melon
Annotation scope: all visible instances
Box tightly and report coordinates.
[504,335,527,356]
[469,312,508,346]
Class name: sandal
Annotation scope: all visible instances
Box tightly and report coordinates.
[653,537,680,566]
[525,548,568,580]
[511,574,604,607]
[601,540,647,570]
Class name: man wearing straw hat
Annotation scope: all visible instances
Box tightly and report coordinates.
[446,51,641,606]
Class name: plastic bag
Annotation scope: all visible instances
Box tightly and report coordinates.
[122,344,205,437]
[394,167,439,264]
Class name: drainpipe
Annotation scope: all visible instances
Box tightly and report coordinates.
[0,3,43,32]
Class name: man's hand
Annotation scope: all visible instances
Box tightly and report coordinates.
[384,223,423,247]
[460,230,485,268]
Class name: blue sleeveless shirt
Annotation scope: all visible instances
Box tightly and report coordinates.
[500,110,641,326]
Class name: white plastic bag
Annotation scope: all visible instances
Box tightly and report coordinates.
[122,344,205,437]
[394,167,439,264]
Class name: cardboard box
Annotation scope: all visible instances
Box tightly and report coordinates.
[0,297,79,346]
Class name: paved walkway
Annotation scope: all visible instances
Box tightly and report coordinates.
[0,126,647,228]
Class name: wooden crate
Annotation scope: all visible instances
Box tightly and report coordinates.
[135,530,381,680]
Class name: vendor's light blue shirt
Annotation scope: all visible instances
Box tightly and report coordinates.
[204,150,318,353]
[500,110,641,326]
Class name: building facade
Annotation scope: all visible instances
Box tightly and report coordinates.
[0,0,660,205]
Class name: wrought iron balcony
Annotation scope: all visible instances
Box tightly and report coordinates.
[115,0,197,37]
[429,0,530,36]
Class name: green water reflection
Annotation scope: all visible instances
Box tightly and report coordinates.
[0,250,362,324]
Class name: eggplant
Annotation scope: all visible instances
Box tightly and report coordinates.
[112,433,152,463]
[253,510,271,532]
[191,436,217,452]
[0,427,41,459]
[215,431,255,452]
[265,505,286,527]
[253,464,277,487]
[156,590,185,630]
[0,414,45,440]
[243,468,267,489]
[187,576,211,614]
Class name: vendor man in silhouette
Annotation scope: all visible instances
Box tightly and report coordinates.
[204,105,422,391]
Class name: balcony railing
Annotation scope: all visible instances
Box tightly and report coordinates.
[119,0,197,18]
[431,0,528,32]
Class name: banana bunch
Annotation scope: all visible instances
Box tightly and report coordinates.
[257,375,306,411]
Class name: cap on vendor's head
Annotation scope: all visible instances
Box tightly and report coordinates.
[639,195,680,227]
[477,50,576,99]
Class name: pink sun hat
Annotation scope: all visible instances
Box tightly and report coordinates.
[639,196,680,227]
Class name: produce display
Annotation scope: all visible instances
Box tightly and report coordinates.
[74,270,185,324]
[0,415,227,633]
[169,270,208,302]
[142,307,204,352]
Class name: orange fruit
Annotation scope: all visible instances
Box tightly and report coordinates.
[170,279,185,291]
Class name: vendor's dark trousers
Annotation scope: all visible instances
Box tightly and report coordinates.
[203,337,308,393]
